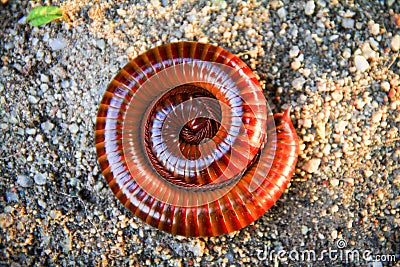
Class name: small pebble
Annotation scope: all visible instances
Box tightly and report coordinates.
[331,230,338,240]
[289,46,300,58]
[69,124,79,134]
[381,81,390,92]
[301,225,309,235]
[292,77,306,90]
[342,18,355,29]
[342,48,351,59]
[35,134,43,142]
[61,80,70,89]
[34,173,47,185]
[96,39,106,50]
[187,240,205,257]
[277,7,287,19]
[322,144,331,156]
[331,204,339,213]
[41,121,54,132]
[354,55,369,72]
[304,1,315,16]
[342,10,356,18]
[49,38,68,51]
[4,42,14,50]
[49,210,62,220]
[28,95,38,104]
[6,191,19,202]
[18,16,27,25]
[361,43,377,61]
[303,158,321,173]
[40,84,49,92]
[25,128,36,135]
[331,90,343,102]
[40,74,50,83]
[302,118,312,128]
[391,34,400,52]
[330,178,340,187]
[291,60,301,70]
[364,170,373,178]
[369,38,379,50]
[17,175,33,188]
[368,21,380,35]
[38,199,47,208]
[335,121,348,132]
[388,89,396,99]
[391,198,400,209]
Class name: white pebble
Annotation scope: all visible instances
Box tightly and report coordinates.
[28,95,39,104]
[35,134,43,142]
[368,21,380,35]
[49,38,68,51]
[303,158,321,173]
[17,175,33,188]
[277,7,287,19]
[25,128,36,135]
[292,77,306,90]
[331,90,343,102]
[347,220,353,229]
[289,45,300,58]
[335,121,348,132]
[342,10,356,18]
[61,80,70,89]
[69,124,79,134]
[40,84,49,92]
[369,38,379,50]
[372,111,382,123]
[354,99,366,109]
[302,118,312,128]
[341,18,354,29]
[330,178,340,187]
[322,144,331,156]
[291,60,301,70]
[342,48,351,59]
[364,170,373,178]
[41,121,54,132]
[304,1,315,16]
[34,173,47,185]
[97,39,106,50]
[38,199,47,208]
[301,225,309,235]
[354,55,369,72]
[40,74,50,83]
[296,54,304,62]
[361,43,377,61]
[381,81,390,92]
[391,35,400,52]
[331,230,338,240]
[331,204,339,213]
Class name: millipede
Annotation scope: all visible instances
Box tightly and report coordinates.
[95,42,299,237]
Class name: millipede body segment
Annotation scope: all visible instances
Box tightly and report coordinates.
[95,42,299,237]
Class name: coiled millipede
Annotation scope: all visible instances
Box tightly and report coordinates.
[95,42,299,237]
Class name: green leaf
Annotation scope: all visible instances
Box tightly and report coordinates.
[27,6,63,27]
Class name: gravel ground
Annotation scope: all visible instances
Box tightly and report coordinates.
[1,0,399,266]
